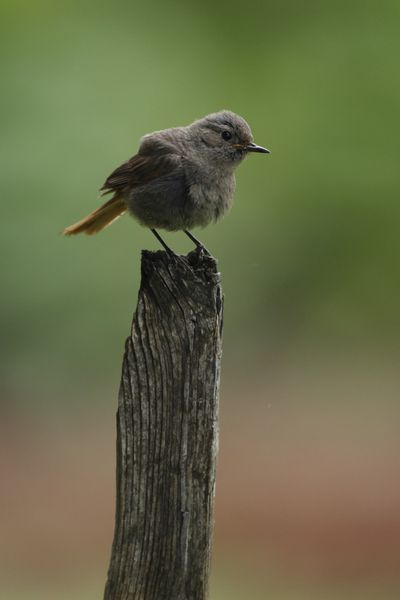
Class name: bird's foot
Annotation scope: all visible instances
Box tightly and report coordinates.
[184,230,211,256]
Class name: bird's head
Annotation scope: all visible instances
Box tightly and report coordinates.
[189,110,270,167]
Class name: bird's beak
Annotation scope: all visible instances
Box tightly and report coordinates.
[246,142,270,154]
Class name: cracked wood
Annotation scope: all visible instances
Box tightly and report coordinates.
[104,248,223,600]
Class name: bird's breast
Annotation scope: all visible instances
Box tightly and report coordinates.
[187,170,236,228]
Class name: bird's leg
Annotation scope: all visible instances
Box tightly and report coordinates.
[151,229,176,255]
[184,230,210,255]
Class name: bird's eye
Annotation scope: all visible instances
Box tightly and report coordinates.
[221,130,232,141]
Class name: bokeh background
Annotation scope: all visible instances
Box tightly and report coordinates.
[1,0,400,598]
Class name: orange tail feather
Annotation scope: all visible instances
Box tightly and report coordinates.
[63,195,127,236]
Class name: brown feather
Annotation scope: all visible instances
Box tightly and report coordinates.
[100,153,180,195]
[63,195,126,236]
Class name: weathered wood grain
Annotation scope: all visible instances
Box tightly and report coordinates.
[104,248,223,600]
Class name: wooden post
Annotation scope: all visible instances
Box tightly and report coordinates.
[104,248,223,600]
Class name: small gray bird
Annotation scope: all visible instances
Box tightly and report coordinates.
[63,110,269,250]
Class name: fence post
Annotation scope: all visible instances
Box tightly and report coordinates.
[104,248,223,600]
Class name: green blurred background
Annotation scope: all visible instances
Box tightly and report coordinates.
[1,0,400,598]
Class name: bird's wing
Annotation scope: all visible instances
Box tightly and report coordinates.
[100,152,182,195]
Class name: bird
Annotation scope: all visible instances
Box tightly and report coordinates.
[63,110,269,252]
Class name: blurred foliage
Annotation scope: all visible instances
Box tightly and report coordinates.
[1,0,399,400]
[1,2,400,598]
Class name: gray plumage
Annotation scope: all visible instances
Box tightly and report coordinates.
[63,110,269,239]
